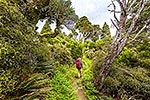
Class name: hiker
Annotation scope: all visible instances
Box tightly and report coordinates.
[75,58,83,78]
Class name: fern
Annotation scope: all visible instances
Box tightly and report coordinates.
[0,69,50,99]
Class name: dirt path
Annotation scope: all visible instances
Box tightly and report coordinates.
[72,77,87,100]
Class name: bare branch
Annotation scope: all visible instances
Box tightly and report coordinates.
[132,27,139,34]
[128,0,137,12]
[128,94,143,100]
[111,19,119,31]
[107,3,112,8]
[116,0,127,15]
[117,31,129,54]
[111,0,120,23]
[115,0,128,28]
[126,0,130,6]
[108,9,121,13]
[127,0,147,34]
[129,24,147,43]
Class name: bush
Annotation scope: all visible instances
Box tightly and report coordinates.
[48,66,76,100]
[85,82,99,100]
[92,44,150,99]
[0,1,52,99]
[92,50,107,77]
[50,43,73,65]
[100,96,113,100]
[102,63,150,100]
[47,35,83,62]
[115,47,138,67]
[84,36,111,60]
[136,41,150,69]
[0,68,50,99]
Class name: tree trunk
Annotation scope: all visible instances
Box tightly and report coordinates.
[94,33,128,90]
[94,0,147,91]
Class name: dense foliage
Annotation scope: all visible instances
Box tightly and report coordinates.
[1,0,150,100]
[48,66,76,100]
[93,37,150,99]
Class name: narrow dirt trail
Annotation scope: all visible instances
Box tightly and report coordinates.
[72,77,87,100]
[70,57,91,100]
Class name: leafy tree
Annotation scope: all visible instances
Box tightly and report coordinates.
[91,24,101,42]
[10,0,78,38]
[75,16,93,43]
[40,20,52,34]
[46,0,78,38]
[0,0,35,69]
[0,1,53,99]
[101,22,111,38]
[94,0,150,90]
[75,16,100,43]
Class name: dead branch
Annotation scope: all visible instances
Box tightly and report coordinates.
[131,27,139,34]
[111,0,119,23]
[116,0,127,14]
[128,94,144,100]
[128,0,137,12]
[107,9,121,13]
[111,19,119,31]
[127,0,147,34]
[128,23,147,43]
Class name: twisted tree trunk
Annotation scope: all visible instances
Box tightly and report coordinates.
[94,33,128,90]
[94,0,148,91]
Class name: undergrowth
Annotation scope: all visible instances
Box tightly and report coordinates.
[80,56,113,100]
[48,66,77,100]
[79,56,99,100]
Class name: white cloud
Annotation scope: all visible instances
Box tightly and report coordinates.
[36,0,119,35]
[71,0,111,24]
[71,0,118,35]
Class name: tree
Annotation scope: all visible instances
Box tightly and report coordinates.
[16,0,78,38]
[75,16,93,43]
[91,24,101,42]
[0,1,53,99]
[101,22,111,38]
[75,16,102,42]
[45,0,78,38]
[40,20,52,34]
[94,0,150,90]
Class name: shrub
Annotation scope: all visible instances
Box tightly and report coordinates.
[68,40,84,59]
[115,47,138,67]
[92,50,107,77]
[102,63,150,100]
[48,66,76,100]
[0,68,50,99]
[100,96,113,100]
[50,43,73,65]
[85,82,99,100]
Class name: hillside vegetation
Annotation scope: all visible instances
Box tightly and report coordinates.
[0,0,150,100]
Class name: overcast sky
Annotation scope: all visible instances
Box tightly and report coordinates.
[71,0,118,35]
[71,0,113,26]
[37,0,117,35]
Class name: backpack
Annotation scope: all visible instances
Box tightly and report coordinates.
[75,59,82,69]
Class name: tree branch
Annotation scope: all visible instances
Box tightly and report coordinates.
[111,0,119,23]
[116,0,127,15]
[127,0,147,34]
[108,9,121,13]
[128,23,147,43]
[131,27,139,34]
[111,19,119,31]
[128,0,137,12]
